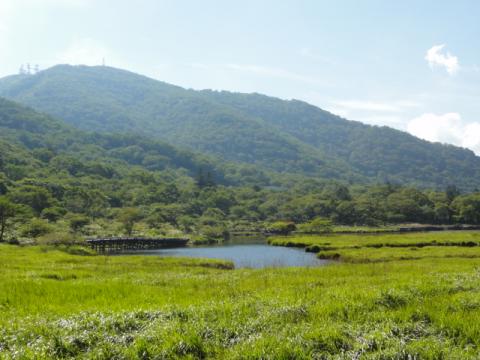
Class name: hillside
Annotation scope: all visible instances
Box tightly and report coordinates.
[1,96,480,242]
[0,97,273,240]
[1,65,480,190]
[0,97,230,182]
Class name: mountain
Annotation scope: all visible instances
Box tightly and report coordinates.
[1,96,480,232]
[0,96,231,186]
[1,65,480,190]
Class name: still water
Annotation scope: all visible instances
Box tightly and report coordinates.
[132,237,328,269]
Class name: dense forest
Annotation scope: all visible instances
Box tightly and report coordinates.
[1,97,480,244]
[1,65,480,190]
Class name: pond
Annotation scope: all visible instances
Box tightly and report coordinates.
[130,237,329,269]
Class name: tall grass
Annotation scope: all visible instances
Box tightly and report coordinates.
[1,243,480,358]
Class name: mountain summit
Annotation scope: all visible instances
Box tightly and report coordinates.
[1,64,479,190]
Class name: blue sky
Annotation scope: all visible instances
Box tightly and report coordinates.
[1,0,479,153]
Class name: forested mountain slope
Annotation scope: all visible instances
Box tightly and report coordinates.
[1,97,480,239]
[203,91,480,188]
[0,97,230,185]
[1,65,480,190]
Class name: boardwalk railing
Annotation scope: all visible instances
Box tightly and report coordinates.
[86,237,189,253]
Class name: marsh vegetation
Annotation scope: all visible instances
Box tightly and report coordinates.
[2,230,480,359]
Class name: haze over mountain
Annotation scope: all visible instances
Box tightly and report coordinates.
[1,64,480,190]
[0,96,232,185]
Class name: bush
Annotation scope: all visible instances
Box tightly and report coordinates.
[36,231,83,246]
[199,225,229,240]
[298,217,333,234]
[41,207,67,222]
[266,221,296,235]
[20,218,53,238]
[69,215,90,233]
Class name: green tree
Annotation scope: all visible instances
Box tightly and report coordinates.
[118,207,143,236]
[9,185,54,215]
[298,217,333,234]
[451,194,480,224]
[20,218,52,238]
[41,207,66,222]
[266,221,296,235]
[0,182,7,196]
[446,185,460,203]
[0,196,17,242]
[69,215,90,233]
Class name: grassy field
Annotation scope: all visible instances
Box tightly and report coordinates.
[332,225,401,233]
[270,231,480,262]
[1,235,480,359]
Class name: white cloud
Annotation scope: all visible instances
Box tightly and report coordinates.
[300,47,336,65]
[57,38,111,66]
[15,0,92,8]
[329,99,420,115]
[299,99,412,128]
[355,115,407,128]
[407,113,480,155]
[425,44,459,75]
[463,122,480,153]
[0,1,12,25]
[0,0,94,75]
[0,1,13,52]
[332,100,402,112]
[300,94,422,128]
[225,63,318,84]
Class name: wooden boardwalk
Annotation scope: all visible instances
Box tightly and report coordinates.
[86,237,189,253]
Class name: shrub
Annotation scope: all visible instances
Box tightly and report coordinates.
[69,215,90,233]
[20,218,53,238]
[298,217,333,234]
[266,221,296,235]
[41,207,67,222]
[199,225,229,240]
[37,231,82,246]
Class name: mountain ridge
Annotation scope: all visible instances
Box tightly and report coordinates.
[1,64,479,190]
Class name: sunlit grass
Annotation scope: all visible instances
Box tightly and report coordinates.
[270,231,480,249]
[1,241,480,358]
[316,245,480,262]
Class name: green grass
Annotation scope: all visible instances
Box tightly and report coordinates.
[1,240,480,359]
[332,225,401,233]
[316,245,480,262]
[270,231,480,265]
[270,231,480,249]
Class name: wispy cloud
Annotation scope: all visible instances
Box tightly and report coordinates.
[0,0,94,74]
[331,99,420,113]
[425,44,459,75]
[332,100,400,112]
[0,1,13,53]
[24,0,92,8]
[407,113,480,155]
[56,38,112,66]
[225,63,318,84]
[300,47,336,66]
[320,99,422,129]
[1,0,92,12]
[188,62,212,70]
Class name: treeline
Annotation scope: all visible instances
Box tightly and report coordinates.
[2,65,480,190]
[1,96,480,244]
[1,173,480,243]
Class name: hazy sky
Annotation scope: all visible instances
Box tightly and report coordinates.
[1,0,479,154]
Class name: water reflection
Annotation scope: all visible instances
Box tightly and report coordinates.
[131,236,328,269]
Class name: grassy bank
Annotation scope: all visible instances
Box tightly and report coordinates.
[1,241,480,358]
[270,231,480,262]
[270,231,480,248]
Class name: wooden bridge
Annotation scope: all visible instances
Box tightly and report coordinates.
[86,237,189,253]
